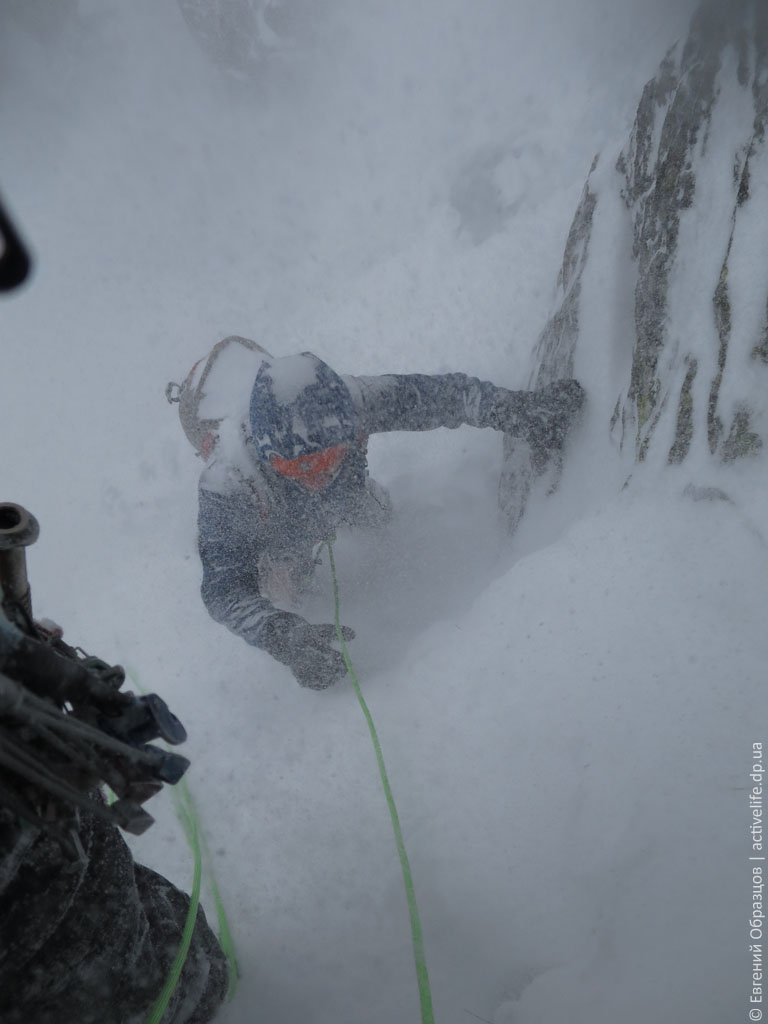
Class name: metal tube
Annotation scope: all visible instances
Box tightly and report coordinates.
[0,502,39,618]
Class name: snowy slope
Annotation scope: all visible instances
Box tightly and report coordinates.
[2,2,764,1023]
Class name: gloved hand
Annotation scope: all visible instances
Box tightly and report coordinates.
[523,379,585,454]
[262,612,355,690]
[492,379,585,466]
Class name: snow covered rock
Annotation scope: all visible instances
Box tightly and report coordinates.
[529,0,768,474]
[176,0,316,78]
[489,8,768,1022]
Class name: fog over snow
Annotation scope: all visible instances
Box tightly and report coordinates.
[1,2,764,1023]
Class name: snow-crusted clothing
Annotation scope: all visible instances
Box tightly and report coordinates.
[0,807,228,1024]
[198,370,528,660]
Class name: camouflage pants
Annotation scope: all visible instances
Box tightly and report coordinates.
[0,809,228,1024]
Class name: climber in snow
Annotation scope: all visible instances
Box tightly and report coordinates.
[169,340,584,690]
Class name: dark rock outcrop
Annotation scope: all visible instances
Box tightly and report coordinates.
[530,0,767,470]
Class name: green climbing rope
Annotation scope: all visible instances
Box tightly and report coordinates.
[124,670,239,1021]
[177,778,239,1001]
[326,539,435,1024]
[145,782,203,1024]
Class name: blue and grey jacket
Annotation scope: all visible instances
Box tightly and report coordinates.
[198,370,530,656]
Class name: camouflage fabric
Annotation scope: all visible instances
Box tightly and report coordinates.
[0,805,228,1024]
[198,368,582,663]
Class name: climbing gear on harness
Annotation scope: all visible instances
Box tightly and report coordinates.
[0,503,190,853]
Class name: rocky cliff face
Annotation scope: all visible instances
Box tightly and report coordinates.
[527,0,767,481]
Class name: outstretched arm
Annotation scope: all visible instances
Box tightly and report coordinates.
[351,372,512,433]
[351,372,584,460]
